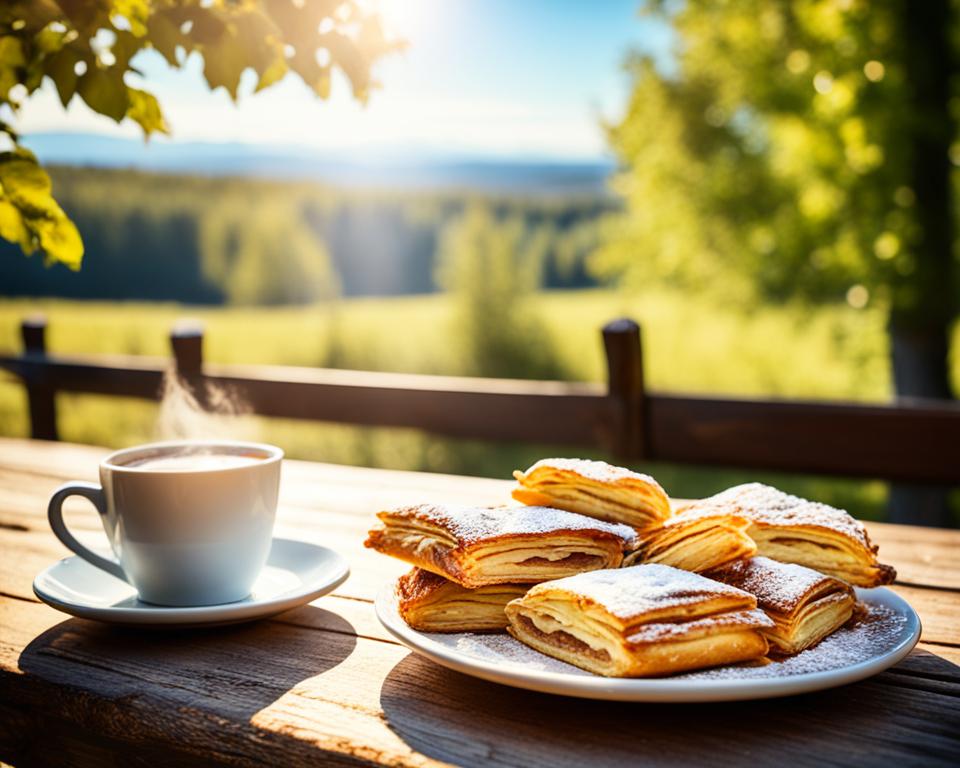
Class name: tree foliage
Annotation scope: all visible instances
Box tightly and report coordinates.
[1,167,609,304]
[597,0,957,326]
[436,203,566,379]
[200,198,339,305]
[0,0,398,268]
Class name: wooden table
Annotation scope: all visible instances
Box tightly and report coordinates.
[1,438,958,767]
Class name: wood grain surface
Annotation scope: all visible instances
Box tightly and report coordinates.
[1,438,958,767]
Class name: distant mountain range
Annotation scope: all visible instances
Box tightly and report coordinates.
[22,132,615,195]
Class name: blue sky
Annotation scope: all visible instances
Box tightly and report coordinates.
[18,0,672,160]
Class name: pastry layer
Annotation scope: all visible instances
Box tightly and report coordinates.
[710,556,856,654]
[396,568,527,632]
[365,504,637,588]
[623,500,756,572]
[512,458,671,529]
[690,484,895,587]
[505,565,772,677]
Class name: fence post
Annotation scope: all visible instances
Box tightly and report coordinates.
[20,316,59,441]
[602,318,645,459]
[170,322,207,406]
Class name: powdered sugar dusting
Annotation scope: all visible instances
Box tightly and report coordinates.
[712,556,850,614]
[420,602,909,681]
[455,633,592,675]
[704,483,871,547]
[387,504,638,547]
[520,458,665,491]
[525,564,754,622]
[679,603,908,679]
[655,501,748,529]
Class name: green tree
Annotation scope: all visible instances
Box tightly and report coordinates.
[201,200,339,305]
[436,203,565,380]
[0,0,397,269]
[598,0,957,401]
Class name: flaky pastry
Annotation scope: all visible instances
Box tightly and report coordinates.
[505,564,773,677]
[512,458,671,529]
[365,504,637,588]
[710,556,855,654]
[623,500,756,572]
[396,568,527,632]
[692,484,895,587]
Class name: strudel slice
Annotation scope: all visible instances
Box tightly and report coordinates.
[623,500,756,572]
[505,564,773,677]
[512,458,671,529]
[365,504,637,588]
[710,557,855,654]
[696,484,895,587]
[396,568,527,632]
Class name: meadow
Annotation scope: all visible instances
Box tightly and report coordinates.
[1,287,943,521]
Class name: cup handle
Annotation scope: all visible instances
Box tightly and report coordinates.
[48,481,128,582]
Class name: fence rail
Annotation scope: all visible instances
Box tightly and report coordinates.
[2,316,960,487]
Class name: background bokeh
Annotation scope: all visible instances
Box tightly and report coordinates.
[2,0,957,522]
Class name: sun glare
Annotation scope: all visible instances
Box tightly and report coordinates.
[375,0,437,43]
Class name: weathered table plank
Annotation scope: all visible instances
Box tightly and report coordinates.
[1,437,959,767]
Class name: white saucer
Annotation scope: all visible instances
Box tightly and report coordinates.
[376,584,921,702]
[34,538,350,628]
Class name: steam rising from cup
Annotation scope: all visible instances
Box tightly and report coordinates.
[155,366,258,442]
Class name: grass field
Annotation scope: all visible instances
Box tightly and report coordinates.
[2,288,956,520]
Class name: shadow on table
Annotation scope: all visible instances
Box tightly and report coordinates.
[18,605,357,722]
[379,649,960,768]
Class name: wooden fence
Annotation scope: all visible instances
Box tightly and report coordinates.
[3,316,959,494]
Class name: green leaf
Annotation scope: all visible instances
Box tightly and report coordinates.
[0,148,57,216]
[4,1,62,33]
[147,11,186,67]
[34,24,68,55]
[0,0,400,273]
[255,55,287,92]
[23,60,46,94]
[110,0,150,38]
[77,66,129,121]
[233,9,283,78]
[0,199,33,253]
[44,47,81,107]
[126,87,168,135]
[185,6,228,45]
[110,29,145,72]
[286,41,334,99]
[34,215,84,269]
[202,28,248,100]
[0,36,26,68]
[322,32,368,98]
[0,149,84,268]
[0,36,26,100]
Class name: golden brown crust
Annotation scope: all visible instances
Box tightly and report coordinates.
[366,524,471,584]
[504,565,773,677]
[623,500,757,572]
[396,568,527,633]
[365,504,637,588]
[710,556,856,654]
[396,568,451,605]
[689,484,896,587]
[512,458,671,529]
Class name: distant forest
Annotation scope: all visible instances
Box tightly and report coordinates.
[2,167,614,304]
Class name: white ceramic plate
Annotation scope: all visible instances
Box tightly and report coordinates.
[375,583,921,702]
[34,538,350,628]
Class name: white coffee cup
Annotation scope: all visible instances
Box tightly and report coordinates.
[47,440,282,606]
